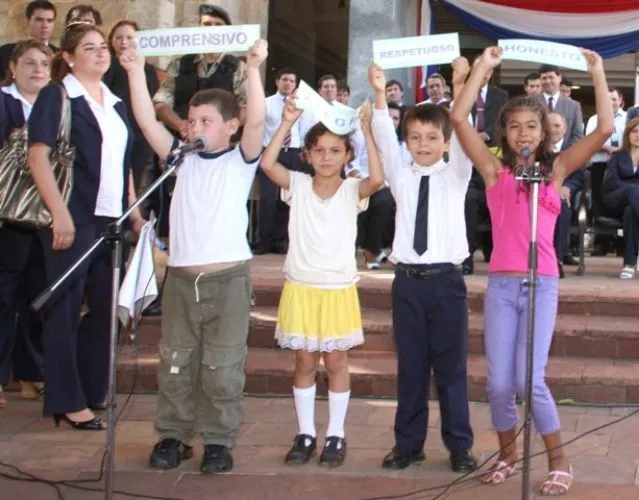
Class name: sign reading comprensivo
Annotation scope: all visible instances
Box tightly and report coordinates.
[373,33,460,70]
[136,24,261,56]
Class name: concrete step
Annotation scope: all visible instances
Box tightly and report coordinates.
[132,307,639,359]
[250,274,639,317]
[116,346,639,405]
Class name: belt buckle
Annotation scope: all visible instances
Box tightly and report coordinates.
[406,268,417,279]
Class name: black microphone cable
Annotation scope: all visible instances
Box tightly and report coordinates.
[0,227,177,500]
[361,404,639,500]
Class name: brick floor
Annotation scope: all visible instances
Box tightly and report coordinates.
[1,395,638,499]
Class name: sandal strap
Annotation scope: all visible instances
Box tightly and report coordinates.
[482,460,515,483]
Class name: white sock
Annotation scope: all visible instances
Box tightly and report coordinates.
[293,385,316,443]
[326,390,351,439]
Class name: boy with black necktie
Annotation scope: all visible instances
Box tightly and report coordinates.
[368,60,477,473]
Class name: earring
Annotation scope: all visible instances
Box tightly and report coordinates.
[11,74,15,80]
[69,62,74,68]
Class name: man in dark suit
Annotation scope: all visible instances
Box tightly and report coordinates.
[463,64,509,274]
[0,1,58,81]
[549,112,585,277]
[537,64,584,146]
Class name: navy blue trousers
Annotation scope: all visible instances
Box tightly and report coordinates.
[0,224,46,385]
[38,217,119,415]
[391,264,474,453]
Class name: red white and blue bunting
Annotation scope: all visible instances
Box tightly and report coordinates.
[440,0,639,59]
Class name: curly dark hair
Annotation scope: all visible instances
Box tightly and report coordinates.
[495,96,555,174]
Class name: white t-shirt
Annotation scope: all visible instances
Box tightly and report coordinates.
[168,144,259,267]
[282,171,369,288]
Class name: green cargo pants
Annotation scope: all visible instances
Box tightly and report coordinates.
[154,262,251,447]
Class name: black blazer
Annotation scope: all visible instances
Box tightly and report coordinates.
[28,82,133,226]
[602,150,639,195]
[0,89,27,140]
[0,42,59,82]
[103,57,159,141]
[471,85,509,147]
[556,140,585,193]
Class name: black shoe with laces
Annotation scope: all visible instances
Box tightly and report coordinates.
[284,434,317,465]
[201,444,233,473]
[450,449,478,473]
[319,436,347,467]
[149,438,193,470]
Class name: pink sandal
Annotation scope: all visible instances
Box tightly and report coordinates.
[539,465,573,496]
[481,460,516,485]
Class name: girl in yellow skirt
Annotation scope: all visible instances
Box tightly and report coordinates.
[259,96,384,467]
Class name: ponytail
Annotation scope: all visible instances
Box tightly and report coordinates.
[51,52,71,84]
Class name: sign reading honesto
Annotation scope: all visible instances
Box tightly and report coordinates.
[498,39,588,72]
[136,25,261,57]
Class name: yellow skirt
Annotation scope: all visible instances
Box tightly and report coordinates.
[275,280,364,352]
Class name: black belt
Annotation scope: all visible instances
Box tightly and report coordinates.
[395,262,459,279]
[281,147,300,152]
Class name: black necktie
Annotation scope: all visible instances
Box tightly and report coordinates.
[413,175,430,255]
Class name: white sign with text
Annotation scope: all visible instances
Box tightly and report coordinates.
[498,39,587,72]
[372,33,460,70]
[294,81,357,136]
[136,25,260,56]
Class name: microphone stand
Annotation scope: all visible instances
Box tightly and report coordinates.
[31,150,187,500]
[515,153,551,500]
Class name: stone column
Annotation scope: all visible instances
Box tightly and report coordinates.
[346,0,420,105]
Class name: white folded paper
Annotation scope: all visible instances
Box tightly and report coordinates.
[294,80,358,135]
[118,218,159,327]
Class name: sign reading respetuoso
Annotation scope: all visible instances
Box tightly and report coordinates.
[136,25,261,56]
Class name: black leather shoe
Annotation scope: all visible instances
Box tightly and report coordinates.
[450,449,477,473]
[201,444,233,474]
[284,434,316,465]
[319,436,347,467]
[558,262,565,279]
[563,255,578,266]
[381,447,425,470]
[142,297,162,317]
[462,257,474,276]
[149,438,193,470]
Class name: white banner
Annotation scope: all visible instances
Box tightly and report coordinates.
[294,81,357,136]
[373,33,460,70]
[136,24,260,56]
[498,39,587,72]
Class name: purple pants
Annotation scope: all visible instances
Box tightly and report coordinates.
[484,274,561,436]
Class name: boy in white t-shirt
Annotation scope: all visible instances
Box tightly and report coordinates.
[120,39,268,474]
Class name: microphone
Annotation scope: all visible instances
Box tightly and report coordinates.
[515,147,533,180]
[169,136,210,157]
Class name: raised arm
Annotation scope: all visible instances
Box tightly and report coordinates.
[358,101,385,198]
[554,50,613,185]
[240,40,268,161]
[450,50,502,188]
[368,64,403,184]
[120,48,174,160]
[259,94,303,190]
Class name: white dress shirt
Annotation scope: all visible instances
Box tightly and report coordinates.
[263,92,301,148]
[585,109,627,164]
[1,83,34,119]
[553,139,564,153]
[371,107,472,265]
[543,91,561,110]
[63,74,128,218]
[417,97,449,106]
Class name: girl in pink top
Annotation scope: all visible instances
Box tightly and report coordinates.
[451,48,613,496]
